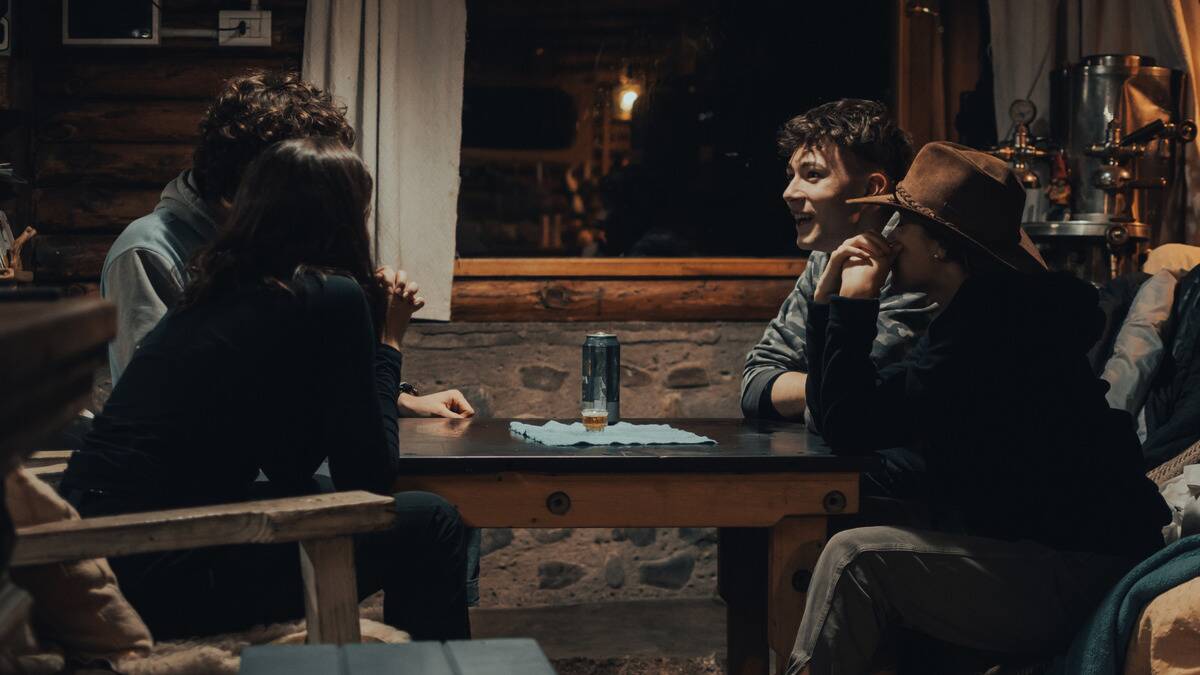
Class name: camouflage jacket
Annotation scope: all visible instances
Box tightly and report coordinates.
[740,250,939,418]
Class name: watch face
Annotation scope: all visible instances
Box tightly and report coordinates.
[1009,99,1037,125]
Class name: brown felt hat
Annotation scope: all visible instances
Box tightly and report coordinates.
[847,141,1046,273]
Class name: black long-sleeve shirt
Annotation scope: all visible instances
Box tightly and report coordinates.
[62,272,402,509]
[805,272,1169,557]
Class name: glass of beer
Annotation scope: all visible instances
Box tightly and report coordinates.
[581,401,608,432]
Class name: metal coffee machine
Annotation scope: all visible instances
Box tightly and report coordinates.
[990,55,1194,285]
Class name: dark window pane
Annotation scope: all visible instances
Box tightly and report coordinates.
[457,0,893,258]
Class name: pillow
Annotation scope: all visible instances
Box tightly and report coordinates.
[1144,243,1200,276]
[5,467,153,660]
[1102,269,1179,434]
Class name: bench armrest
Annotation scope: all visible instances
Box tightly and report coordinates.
[12,490,396,567]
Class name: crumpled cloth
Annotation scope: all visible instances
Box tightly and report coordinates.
[509,421,716,446]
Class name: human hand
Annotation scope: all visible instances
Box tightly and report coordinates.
[376,267,425,349]
[398,389,476,419]
[814,232,896,303]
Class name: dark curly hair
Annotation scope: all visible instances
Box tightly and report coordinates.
[182,137,384,327]
[778,99,914,181]
[193,70,356,203]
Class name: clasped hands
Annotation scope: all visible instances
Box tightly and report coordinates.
[376,266,476,419]
[813,230,898,304]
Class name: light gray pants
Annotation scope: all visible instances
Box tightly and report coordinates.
[786,526,1134,675]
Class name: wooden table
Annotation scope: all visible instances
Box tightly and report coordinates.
[392,418,871,675]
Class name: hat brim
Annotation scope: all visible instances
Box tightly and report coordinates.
[847,193,1046,274]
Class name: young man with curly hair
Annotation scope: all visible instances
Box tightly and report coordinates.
[741,99,936,423]
[102,70,473,419]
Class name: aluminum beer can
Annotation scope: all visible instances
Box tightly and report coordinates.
[582,332,620,424]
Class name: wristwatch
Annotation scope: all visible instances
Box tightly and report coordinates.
[398,382,421,397]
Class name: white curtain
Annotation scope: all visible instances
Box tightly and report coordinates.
[1166,0,1200,244]
[988,1,1058,140]
[303,0,467,321]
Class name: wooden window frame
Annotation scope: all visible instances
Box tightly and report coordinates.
[451,257,805,322]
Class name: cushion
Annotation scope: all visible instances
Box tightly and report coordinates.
[4,467,153,660]
[1102,270,1178,431]
[1124,575,1200,674]
[1145,244,1200,276]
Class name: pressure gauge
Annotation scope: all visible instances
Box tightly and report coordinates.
[1009,99,1037,125]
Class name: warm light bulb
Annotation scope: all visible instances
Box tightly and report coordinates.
[618,89,639,114]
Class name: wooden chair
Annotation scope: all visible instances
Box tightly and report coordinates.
[10,489,398,645]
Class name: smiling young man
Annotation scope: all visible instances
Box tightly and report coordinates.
[741,99,937,421]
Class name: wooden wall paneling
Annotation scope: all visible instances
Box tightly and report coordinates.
[450,278,797,322]
[22,1,308,284]
[37,101,208,144]
[36,143,194,186]
[36,56,301,100]
[31,235,115,282]
[34,188,161,233]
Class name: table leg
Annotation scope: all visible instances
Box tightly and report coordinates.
[718,527,769,675]
[767,517,827,674]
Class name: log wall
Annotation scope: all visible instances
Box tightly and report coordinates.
[15,0,306,284]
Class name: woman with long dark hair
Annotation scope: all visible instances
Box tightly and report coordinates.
[61,137,469,640]
[786,142,1168,674]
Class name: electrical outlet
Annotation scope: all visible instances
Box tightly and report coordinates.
[218,10,272,47]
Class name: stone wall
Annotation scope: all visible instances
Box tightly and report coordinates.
[402,321,767,607]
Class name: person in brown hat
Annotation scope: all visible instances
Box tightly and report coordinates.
[785,142,1169,674]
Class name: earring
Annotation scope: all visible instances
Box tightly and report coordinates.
[932,252,943,261]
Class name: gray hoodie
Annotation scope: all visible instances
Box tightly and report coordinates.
[101,171,219,383]
[740,250,939,418]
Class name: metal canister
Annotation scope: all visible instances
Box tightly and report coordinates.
[581,333,620,424]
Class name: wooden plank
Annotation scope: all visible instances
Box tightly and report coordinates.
[31,234,115,282]
[12,491,396,566]
[767,517,827,672]
[34,187,160,232]
[454,257,806,278]
[27,238,801,317]
[37,56,301,99]
[300,536,362,645]
[392,472,860,528]
[38,101,208,143]
[451,278,797,322]
[36,143,192,186]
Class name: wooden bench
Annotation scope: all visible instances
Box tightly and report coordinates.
[11,490,398,644]
[240,639,557,674]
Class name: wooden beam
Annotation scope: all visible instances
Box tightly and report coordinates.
[453,257,806,278]
[34,187,160,232]
[300,537,362,645]
[37,56,302,100]
[768,517,827,672]
[12,491,397,566]
[36,143,192,187]
[29,240,800,320]
[451,278,796,322]
[392,472,860,528]
[31,234,115,282]
[38,101,207,143]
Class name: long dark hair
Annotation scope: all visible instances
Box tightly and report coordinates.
[182,136,382,320]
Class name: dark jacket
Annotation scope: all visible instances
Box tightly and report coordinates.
[806,272,1169,557]
[62,273,402,510]
[1143,265,1200,469]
